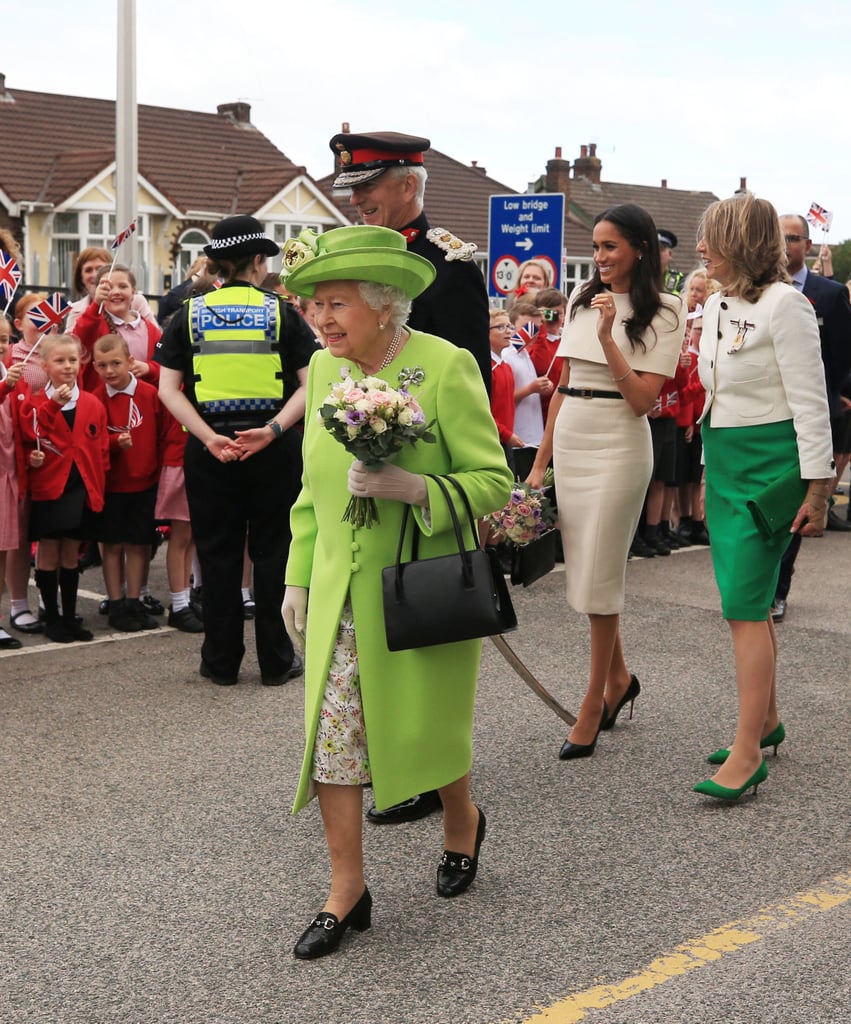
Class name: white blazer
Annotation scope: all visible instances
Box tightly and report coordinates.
[698,282,834,479]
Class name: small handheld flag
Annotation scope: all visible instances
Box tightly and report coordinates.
[111,220,137,250]
[26,292,71,335]
[0,251,22,313]
[806,202,833,232]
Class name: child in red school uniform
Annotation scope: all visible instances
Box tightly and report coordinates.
[0,315,27,648]
[20,335,109,643]
[525,288,568,422]
[5,294,52,635]
[72,264,162,392]
[90,334,166,633]
[488,309,524,469]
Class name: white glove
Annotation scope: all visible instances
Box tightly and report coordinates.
[347,460,428,506]
[282,586,308,652]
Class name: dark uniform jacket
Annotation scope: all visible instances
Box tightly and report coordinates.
[802,271,851,418]
[400,212,491,393]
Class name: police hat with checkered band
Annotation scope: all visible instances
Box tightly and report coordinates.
[329,132,430,189]
[203,215,279,261]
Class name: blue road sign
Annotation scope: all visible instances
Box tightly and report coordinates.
[487,193,565,299]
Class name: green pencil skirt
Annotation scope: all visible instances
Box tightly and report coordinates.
[702,417,801,621]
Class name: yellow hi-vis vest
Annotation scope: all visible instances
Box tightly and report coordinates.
[189,287,282,416]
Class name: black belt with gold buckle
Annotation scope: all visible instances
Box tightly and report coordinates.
[558,386,624,400]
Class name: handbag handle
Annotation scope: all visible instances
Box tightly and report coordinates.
[392,474,476,594]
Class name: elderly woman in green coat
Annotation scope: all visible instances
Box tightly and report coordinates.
[280,226,513,960]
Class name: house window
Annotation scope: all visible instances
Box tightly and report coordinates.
[562,257,594,295]
[174,228,211,282]
[49,213,148,292]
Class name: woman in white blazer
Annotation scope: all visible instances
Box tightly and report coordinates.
[694,193,834,801]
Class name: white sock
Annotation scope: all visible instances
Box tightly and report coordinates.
[241,587,252,603]
[10,599,31,617]
[171,589,190,612]
[0,628,13,640]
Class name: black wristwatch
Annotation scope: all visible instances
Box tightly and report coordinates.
[266,419,283,439]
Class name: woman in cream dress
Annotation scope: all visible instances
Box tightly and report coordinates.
[529,204,684,760]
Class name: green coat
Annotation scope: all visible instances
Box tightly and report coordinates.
[287,331,513,813]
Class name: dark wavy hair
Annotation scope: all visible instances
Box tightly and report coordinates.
[572,204,672,352]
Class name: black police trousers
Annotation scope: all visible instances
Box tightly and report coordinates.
[184,428,302,680]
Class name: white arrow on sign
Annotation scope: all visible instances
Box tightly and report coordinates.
[515,237,534,252]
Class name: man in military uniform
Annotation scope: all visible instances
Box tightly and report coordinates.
[329,130,491,825]
[329,130,491,391]
[658,229,684,294]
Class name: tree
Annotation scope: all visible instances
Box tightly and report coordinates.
[813,239,851,284]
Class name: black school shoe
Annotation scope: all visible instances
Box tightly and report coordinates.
[199,660,238,686]
[108,598,144,633]
[167,605,204,633]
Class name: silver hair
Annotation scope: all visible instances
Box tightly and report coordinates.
[358,282,412,329]
[386,164,428,204]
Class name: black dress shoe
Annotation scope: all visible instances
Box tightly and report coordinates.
[366,789,442,824]
[436,808,486,898]
[262,653,304,686]
[293,887,372,960]
[770,599,786,622]
[9,611,43,635]
[691,523,710,545]
[826,508,851,531]
[629,536,656,559]
[600,675,640,730]
[167,606,204,633]
[199,660,238,686]
[559,702,608,760]
[0,632,23,649]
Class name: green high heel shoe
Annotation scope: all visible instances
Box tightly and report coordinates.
[707,722,785,765]
[693,759,768,801]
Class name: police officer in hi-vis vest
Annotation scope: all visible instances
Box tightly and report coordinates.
[158,215,319,686]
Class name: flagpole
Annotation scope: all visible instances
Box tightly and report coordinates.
[116,0,138,273]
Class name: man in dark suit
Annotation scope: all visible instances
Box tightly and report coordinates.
[773,214,851,620]
[328,130,491,824]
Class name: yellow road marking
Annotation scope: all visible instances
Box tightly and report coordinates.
[520,871,851,1023]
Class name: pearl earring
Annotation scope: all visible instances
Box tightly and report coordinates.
[379,322,386,330]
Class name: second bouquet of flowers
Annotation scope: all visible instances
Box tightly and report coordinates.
[319,367,435,528]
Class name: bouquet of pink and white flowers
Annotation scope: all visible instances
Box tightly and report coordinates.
[484,476,556,546]
[319,366,435,528]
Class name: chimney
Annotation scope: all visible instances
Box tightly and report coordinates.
[546,145,572,199]
[661,179,668,189]
[0,73,12,102]
[217,101,251,124]
[740,176,747,191]
[573,142,602,184]
[470,160,486,175]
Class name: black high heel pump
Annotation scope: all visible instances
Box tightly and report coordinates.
[559,702,608,760]
[600,674,640,731]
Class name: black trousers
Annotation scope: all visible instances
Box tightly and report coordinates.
[184,428,303,679]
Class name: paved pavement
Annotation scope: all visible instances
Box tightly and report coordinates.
[2,500,850,1024]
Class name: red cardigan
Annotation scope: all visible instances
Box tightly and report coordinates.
[72,302,162,392]
[92,379,167,493]
[19,388,110,510]
[490,357,516,443]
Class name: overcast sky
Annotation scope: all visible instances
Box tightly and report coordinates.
[4,0,851,247]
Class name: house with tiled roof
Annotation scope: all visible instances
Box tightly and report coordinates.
[0,74,347,294]
[531,144,720,284]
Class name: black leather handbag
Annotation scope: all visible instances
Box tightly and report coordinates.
[382,474,517,651]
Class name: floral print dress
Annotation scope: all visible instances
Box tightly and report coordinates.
[310,599,371,786]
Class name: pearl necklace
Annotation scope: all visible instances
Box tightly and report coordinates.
[376,325,403,372]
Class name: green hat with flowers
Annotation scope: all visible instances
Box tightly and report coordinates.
[280,225,436,299]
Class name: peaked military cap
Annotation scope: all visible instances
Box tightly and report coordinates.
[329,131,430,189]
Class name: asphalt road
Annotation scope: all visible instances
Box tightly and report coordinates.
[2,503,849,1024]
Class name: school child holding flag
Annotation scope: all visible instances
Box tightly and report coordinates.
[20,335,109,643]
[90,334,167,633]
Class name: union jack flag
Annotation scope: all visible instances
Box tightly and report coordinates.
[0,250,22,303]
[110,220,137,250]
[806,202,833,231]
[511,321,537,350]
[26,292,70,334]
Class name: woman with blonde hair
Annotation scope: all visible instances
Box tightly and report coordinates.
[694,193,833,800]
